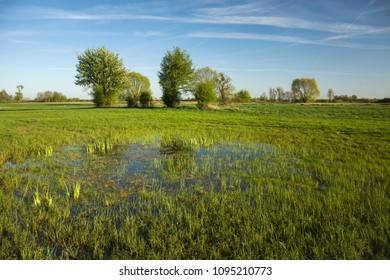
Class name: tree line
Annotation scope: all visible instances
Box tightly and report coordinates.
[0,85,24,103]
[74,46,255,108]
[4,46,386,106]
[0,88,81,103]
[75,46,325,108]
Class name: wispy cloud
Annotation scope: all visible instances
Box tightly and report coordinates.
[189,31,310,44]
[6,5,171,21]
[5,2,389,50]
[7,3,386,35]
[188,31,390,49]
[133,31,166,37]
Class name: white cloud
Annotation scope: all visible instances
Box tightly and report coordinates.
[6,5,171,21]
[133,31,166,37]
[188,31,390,49]
[188,31,310,44]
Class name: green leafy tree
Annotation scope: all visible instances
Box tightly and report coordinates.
[139,90,153,107]
[14,85,24,103]
[193,66,218,90]
[0,90,12,103]
[216,73,235,105]
[75,47,128,107]
[158,47,195,108]
[123,71,151,107]
[234,89,251,103]
[194,81,217,108]
[291,78,320,103]
[35,91,67,102]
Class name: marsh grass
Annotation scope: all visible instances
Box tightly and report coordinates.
[0,103,389,259]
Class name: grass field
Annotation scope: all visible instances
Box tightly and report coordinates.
[0,103,389,259]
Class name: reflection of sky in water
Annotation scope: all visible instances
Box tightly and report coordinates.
[3,142,297,192]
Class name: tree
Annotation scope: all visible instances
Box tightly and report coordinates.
[194,81,217,108]
[276,86,288,101]
[269,87,277,101]
[291,78,320,103]
[0,90,12,103]
[139,90,153,107]
[259,92,268,102]
[327,88,334,102]
[158,47,195,108]
[234,89,251,103]
[52,91,67,102]
[123,71,152,107]
[216,72,235,105]
[193,66,218,91]
[36,91,67,102]
[75,47,128,107]
[14,85,24,102]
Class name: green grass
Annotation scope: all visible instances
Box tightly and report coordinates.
[0,103,389,259]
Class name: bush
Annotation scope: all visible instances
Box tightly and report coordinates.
[126,94,138,107]
[139,91,153,107]
[194,81,216,108]
[234,89,251,103]
[0,90,12,103]
[126,91,153,108]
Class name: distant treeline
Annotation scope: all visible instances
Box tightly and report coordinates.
[35,91,67,102]
[1,88,389,104]
[253,88,390,104]
[0,89,83,103]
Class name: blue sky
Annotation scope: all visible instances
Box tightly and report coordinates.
[1,0,389,99]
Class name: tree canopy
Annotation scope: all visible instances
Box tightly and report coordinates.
[158,47,195,108]
[194,81,217,108]
[75,47,128,107]
[0,90,12,103]
[193,67,218,90]
[123,71,152,107]
[216,73,235,105]
[14,85,24,103]
[291,78,320,103]
[35,91,67,102]
[234,89,251,103]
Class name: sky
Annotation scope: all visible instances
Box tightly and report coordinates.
[0,0,389,100]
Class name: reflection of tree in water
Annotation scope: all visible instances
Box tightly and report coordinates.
[158,139,197,186]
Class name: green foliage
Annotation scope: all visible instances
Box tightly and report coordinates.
[234,89,251,103]
[193,66,218,91]
[194,81,217,108]
[91,84,117,107]
[123,71,151,107]
[125,94,137,108]
[139,90,153,107]
[216,73,235,105]
[0,89,12,103]
[291,78,320,103]
[35,91,67,102]
[14,85,23,103]
[158,47,195,108]
[75,47,128,107]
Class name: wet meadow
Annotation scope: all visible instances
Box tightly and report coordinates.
[0,103,389,259]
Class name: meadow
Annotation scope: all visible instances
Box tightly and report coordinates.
[0,103,389,259]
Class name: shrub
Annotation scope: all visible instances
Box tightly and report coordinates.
[194,81,216,109]
[139,91,153,107]
[234,89,251,103]
[126,94,138,107]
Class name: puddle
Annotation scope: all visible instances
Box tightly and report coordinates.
[2,141,301,193]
